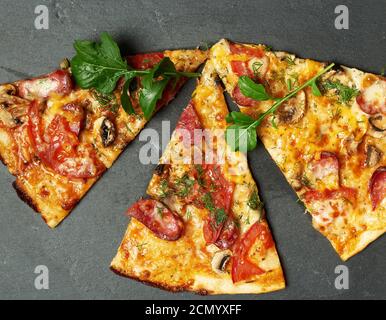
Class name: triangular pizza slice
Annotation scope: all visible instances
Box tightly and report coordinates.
[111,60,285,294]
[0,48,207,227]
[210,39,385,260]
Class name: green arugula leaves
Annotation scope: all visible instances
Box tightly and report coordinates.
[226,63,335,152]
[71,32,200,120]
[71,33,130,94]
[238,76,273,101]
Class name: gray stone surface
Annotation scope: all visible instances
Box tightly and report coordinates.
[0,0,385,300]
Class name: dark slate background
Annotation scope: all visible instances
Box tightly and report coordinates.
[0,0,385,300]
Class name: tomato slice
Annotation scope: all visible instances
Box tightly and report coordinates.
[27,101,105,178]
[127,52,165,70]
[229,43,265,58]
[127,199,184,241]
[231,221,274,283]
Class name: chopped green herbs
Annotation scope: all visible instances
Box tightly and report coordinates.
[252,61,263,77]
[322,80,359,104]
[247,189,263,210]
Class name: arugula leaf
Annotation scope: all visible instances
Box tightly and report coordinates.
[238,76,273,101]
[71,32,200,118]
[71,32,130,94]
[121,77,135,114]
[225,63,335,152]
[139,78,170,120]
[225,124,257,152]
[310,79,322,96]
[226,111,255,125]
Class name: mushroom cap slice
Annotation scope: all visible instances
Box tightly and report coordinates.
[276,90,306,125]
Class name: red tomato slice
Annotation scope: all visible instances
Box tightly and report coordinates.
[230,60,254,78]
[127,199,184,241]
[127,52,165,70]
[27,101,105,179]
[231,221,273,283]
[369,167,386,210]
[229,43,264,58]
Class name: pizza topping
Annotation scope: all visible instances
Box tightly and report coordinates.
[365,145,383,168]
[17,70,73,100]
[229,43,265,58]
[126,199,184,241]
[369,167,386,210]
[176,102,203,145]
[100,117,116,147]
[276,90,306,124]
[127,52,165,70]
[356,79,386,115]
[27,101,105,178]
[303,186,357,204]
[71,33,200,119]
[369,114,386,132]
[225,63,335,152]
[231,221,273,283]
[322,80,359,104]
[310,151,339,182]
[232,85,260,107]
[0,84,30,126]
[211,250,232,274]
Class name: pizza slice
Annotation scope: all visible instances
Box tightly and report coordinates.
[111,60,285,294]
[0,47,207,228]
[210,39,385,260]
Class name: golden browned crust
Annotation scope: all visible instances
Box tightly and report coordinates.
[12,180,39,213]
[110,266,210,295]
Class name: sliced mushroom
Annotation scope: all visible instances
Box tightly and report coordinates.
[0,84,29,126]
[100,117,116,147]
[276,90,306,124]
[0,83,16,96]
[366,145,383,167]
[368,114,386,138]
[211,250,232,274]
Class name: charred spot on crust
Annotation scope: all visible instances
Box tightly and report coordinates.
[154,164,170,176]
[12,180,39,213]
